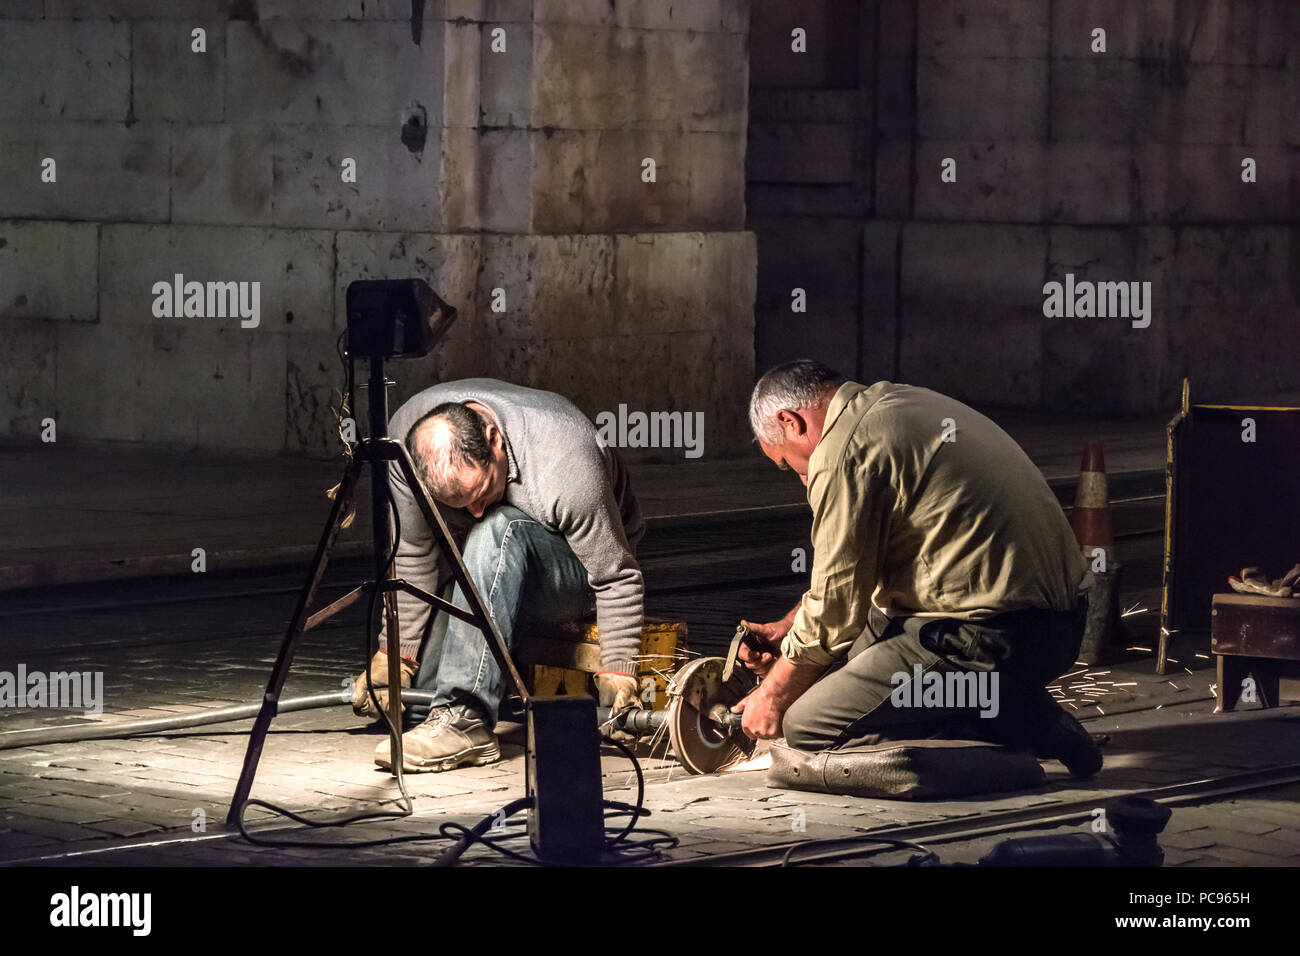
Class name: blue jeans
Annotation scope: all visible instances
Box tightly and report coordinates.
[410,505,595,723]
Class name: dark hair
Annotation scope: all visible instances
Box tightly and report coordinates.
[406,401,493,499]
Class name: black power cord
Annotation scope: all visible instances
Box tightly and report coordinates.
[432,735,679,866]
[238,741,677,864]
[236,706,678,863]
[598,735,678,862]
[334,331,355,458]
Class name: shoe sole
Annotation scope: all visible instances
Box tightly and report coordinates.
[374,741,500,773]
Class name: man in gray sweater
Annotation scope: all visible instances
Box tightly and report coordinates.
[356,378,646,772]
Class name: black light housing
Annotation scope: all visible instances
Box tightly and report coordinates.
[345,278,456,360]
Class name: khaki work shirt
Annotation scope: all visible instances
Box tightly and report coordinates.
[783,381,1091,668]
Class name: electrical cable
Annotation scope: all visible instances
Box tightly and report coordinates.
[432,797,535,867]
[241,730,677,863]
[597,733,679,862]
[430,736,679,866]
[0,697,649,751]
[334,331,355,461]
[780,834,939,868]
[601,829,680,863]
[601,734,645,845]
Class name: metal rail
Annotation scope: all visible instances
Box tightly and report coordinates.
[656,763,1300,867]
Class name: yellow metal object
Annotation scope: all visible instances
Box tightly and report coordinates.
[528,618,687,712]
[533,665,589,699]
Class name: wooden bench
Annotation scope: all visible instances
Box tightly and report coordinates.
[1210,593,1300,712]
[518,618,688,712]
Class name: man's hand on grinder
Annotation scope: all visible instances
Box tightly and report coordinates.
[731,686,784,740]
[594,672,642,711]
[594,671,643,743]
[737,615,793,676]
[731,656,824,741]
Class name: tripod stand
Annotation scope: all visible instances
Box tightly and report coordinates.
[226,353,530,825]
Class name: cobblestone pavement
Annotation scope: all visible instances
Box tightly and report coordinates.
[3,502,1294,867]
[879,783,1300,869]
[3,671,1297,866]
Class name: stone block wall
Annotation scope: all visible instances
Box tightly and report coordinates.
[0,0,756,459]
[749,0,1300,414]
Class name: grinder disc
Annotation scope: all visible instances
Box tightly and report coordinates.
[666,656,757,774]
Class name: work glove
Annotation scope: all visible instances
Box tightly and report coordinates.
[351,649,419,721]
[594,671,642,744]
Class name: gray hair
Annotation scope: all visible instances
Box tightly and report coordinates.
[748,360,844,444]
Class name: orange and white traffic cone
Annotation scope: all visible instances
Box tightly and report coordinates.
[1070,441,1127,664]
[1070,441,1115,573]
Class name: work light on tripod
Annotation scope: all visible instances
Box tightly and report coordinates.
[345,278,457,360]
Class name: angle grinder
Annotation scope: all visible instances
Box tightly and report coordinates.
[593,625,769,775]
[662,624,766,774]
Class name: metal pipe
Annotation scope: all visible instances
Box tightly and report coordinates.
[0,694,677,751]
[0,690,436,751]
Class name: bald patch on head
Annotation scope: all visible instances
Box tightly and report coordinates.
[410,416,476,503]
[411,415,449,461]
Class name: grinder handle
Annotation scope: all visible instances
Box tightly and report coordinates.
[723,624,770,683]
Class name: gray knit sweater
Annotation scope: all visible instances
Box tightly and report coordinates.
[382,378,645,675]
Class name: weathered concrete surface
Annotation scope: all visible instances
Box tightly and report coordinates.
[0,318,57,439]
[131,20,227,123]
[0,122,171,222]
[751,216,862,376]
[1,3,757,457]
[54,323,290,449]
[224,21,446,128]
[0,20,130,121]
[98,224,336,331]
[0,221,99,322]
[748,0,1300,413]
[899,222,1046,406]
[533,26,748,132]
[171,125,275,226]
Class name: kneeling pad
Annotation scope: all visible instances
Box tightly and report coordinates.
[767,739,1046,800]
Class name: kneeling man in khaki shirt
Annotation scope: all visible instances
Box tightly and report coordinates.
[735,360,1102,778]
